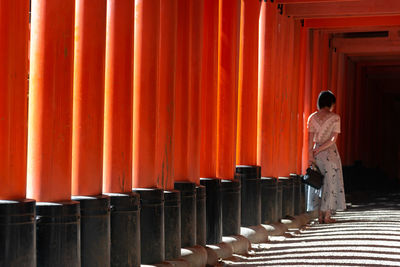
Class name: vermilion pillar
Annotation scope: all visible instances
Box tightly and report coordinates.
[0,3,35,264]
[28,1,80,264]
[71,2,110,266]
[132,0,160,189]
[257,1,277,177]
[216,0,241,179]
[297,26,309,174]
[236,0,260,166]
[156,0,177,190]
[310,30,321,115]
[0,0,29,200]
[72,0,107,196]
[173,0,203,184]
[27,0,75,202]
[321,33,330,91]
[200,0,219,178]
[103,0,134,193]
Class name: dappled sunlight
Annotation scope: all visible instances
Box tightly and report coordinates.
[224,195,400,266]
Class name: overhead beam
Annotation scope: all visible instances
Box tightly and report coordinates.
[286,0,400,18]
[279,0,356,3]
[334,37,400,54]
[305,15,400,29]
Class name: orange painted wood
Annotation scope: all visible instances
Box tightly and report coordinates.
[132,0,160,189]
[27,0,75,202]
[216,0,240,179]
[103,0,134,193]
[200,0,219,178]
[72,0,107,196]
[305,15,400,29]
[257,1,278,177]
[0,0,29,200]
[297,26,309,174]
[311,30,321,112]
[187,0,204,184]
[285,0,400,19]
[334,53,345,155]
[271,12,284,177]
[173,0,204,184]
[173,0,190,182]
[279,0,355,3]
[156,0,177,190]
[236,0,260,166]
[276,16,295,177]
[290,20,302,174]
[330,48,339,95]
[321,32,330,91]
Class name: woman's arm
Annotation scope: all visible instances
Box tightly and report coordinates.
[314,132,339,155]
[308,132,316,164]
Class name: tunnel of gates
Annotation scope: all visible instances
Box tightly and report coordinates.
[1,0,400,266]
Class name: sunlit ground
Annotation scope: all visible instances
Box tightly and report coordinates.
[224,194,400,266]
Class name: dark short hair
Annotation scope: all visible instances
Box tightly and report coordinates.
[317,90,336,109]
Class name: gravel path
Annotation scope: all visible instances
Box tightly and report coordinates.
[224,195,400,267]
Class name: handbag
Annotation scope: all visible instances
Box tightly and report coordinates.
[302,163,324,189]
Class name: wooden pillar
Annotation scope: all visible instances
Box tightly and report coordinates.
[216,0,241,180]
[301,29,312,173]
[187,0,204,184]
[335,53,345,156]
[330,48,339,95]
[311,30,321,113]
[273,13,288,177]
[72,0,107,196]
[236,0,260,166]
[173,0,203,184]
[156,0,177,190]
[0,0,29,200]
[103,0,134,193]
[290,20,302,174]
[321,32,330,91]
[27,0,75,202]
[257,1,277,177]
[297,26,308,174]
[132,0,160,188]
[200,0,219,178]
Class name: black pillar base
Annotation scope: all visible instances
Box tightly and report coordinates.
[164,190,181,260]
[132,188,164,264]
[300,179,306,214]
[71,195,110,267]
[105,192,140,267]
[200,178,222,244]
[276,180,283,220]
[235,165,261,226]
[174,182,196,247]
[36,201,80,267]
[261,177,278,224]
[221,179,241,236]
[279,177,294,218]
[196,185,206,246]
[290,174,301,215]
[0,199,36,267]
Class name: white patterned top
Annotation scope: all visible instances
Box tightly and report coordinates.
[307,111,341,144]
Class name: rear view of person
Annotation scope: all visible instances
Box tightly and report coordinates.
[307,90,346,223]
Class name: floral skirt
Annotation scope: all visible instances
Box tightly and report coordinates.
[314,144,346,211]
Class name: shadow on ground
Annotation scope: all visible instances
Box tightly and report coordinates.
[223,194,400,266]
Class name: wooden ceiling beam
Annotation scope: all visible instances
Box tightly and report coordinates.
[305,15,400,29]
[285,0,400,18]
[278,0,356,3]
[333,37,400,54]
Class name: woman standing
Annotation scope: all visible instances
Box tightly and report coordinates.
[307,91,346,223]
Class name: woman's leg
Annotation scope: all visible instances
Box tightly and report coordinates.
[324,210,336,223]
